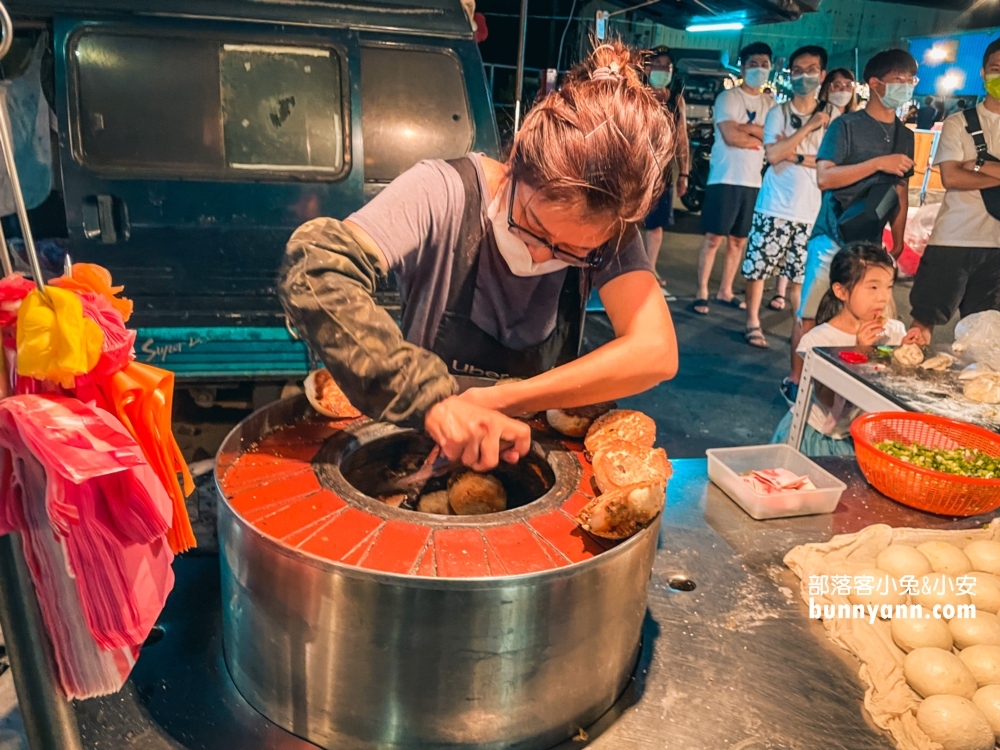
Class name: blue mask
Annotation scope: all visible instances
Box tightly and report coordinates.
[743,67,770,89]
[878,82,915,111]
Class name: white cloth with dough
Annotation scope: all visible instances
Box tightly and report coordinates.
[784,520,1000,750]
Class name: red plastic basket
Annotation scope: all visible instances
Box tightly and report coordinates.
[851,412,1000,517]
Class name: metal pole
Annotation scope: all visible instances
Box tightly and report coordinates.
[513,0,529,134]
[0,534,84,750]
[0,87,42,291]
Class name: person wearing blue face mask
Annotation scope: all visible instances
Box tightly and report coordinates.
[693,42,775,316]
[782,48,917,404]
[643,46,690,301]
[741,46,831,349]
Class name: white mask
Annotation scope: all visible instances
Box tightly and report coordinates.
[743,66,770,89]
[487,183,570,277]
[828,90,854,109]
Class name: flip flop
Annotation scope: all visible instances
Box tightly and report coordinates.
[691,298,709,315]
[767,294,786,311]
[744,327,768,349]
[715,296,746,310]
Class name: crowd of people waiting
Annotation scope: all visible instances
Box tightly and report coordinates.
[641,38,1000,454]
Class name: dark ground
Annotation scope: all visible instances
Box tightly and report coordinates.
[174,206,953,462]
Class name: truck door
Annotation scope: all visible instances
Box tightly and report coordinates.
[52,15,363,331]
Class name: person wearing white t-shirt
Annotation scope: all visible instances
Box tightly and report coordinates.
[693,42,775,315]
[741,46,831,349]
[772,242,905,456]
[904,38,1000,346]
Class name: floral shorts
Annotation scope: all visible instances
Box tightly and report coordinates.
[741,213,812,284]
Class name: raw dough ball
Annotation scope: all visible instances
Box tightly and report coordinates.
[950,612,1000,649]
[847,567,907,612]
[916,694,994,750]
[545,402,616,438]
[965,540,1000,576]
[891,616,954,653]
[973,684,1000,742]
[960,363,995,381]
[904,647,978,699]
[416,490,453,515]
[960,645,1000,687]
[893,343,925,367]
[583,410,657,456]
[918,541,974,576]
[447,472,507,515]
[911,575,973,616]
[965,374,1000,404]
[591,440,672,493]
[921,353,956,371]
[876,544,933,580]
[965,572,1000,614]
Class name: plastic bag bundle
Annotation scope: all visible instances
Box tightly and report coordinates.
[15,287,102,388]
[0,395,174,699]
[953,310,1000,371]
[52,262,132,322]
[98,362,195,554]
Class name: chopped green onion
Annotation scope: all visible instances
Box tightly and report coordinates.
[874,440,1000,479]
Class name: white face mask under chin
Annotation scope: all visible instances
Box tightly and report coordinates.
[487,185,570,277]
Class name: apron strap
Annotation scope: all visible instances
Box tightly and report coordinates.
[443,157,486,316]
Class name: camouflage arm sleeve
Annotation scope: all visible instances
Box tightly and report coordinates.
[278,217,458,428]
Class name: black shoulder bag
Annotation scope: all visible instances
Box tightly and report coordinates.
[837,120,904,244]
[963,107,1000,221]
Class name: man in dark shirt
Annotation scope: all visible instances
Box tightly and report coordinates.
[916,96,939,130]
[783,49,917,401]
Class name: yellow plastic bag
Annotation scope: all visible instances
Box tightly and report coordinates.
[52,263,133,322]
[16,288,103,388]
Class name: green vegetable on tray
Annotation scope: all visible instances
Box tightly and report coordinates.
[874,440,1000,479]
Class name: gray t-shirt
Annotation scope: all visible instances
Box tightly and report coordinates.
[811,110,915,244]
[348,154,651,351]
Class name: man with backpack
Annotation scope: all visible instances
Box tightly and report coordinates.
[784,49,916,402]
[904,38,1000,346]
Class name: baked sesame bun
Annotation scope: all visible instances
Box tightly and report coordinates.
[545,401,617,438]
[447,471,507,515]
[583,409,657,456]
[576,482,665,540]
[304,369,362,419]
[592,440,672,494]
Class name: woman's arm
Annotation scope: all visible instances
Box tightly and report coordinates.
[463,270,678,415]
[675,97,690,175]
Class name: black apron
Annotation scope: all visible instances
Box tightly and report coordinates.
[429,157,589,381]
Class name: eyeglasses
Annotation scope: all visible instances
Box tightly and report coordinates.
[879,76,919,86]
[506,179,607,269]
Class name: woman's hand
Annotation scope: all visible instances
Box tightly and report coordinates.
[903,322,932,346]
[425,396,531,471]
[676,174,689,197]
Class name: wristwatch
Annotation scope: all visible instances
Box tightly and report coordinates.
[796,154,806,165]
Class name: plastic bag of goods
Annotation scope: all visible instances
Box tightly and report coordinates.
[953,310,1000,371]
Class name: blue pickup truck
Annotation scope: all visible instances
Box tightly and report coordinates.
[5,0,498,404]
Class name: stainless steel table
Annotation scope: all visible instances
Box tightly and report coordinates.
[70,458,998,750]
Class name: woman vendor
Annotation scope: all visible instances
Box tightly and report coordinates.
[279,42,678,472]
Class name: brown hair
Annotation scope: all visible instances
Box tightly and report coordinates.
[509,40,674,226]
[820,67,858,113]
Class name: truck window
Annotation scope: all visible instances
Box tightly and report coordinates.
[71,32,345,179]
[360,46,472,182]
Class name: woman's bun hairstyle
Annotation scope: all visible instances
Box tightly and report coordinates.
[510,38,675,227]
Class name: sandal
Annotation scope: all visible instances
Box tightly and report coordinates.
[744,327,769,349]
[767,294,786,311]
[715,296,746,310]
[691,298,710,315]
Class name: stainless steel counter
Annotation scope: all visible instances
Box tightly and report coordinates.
[72,458,999,750]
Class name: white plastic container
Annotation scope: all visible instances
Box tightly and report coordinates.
[706,444,847,520]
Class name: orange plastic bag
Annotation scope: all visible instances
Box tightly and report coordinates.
[99,361,195,553]
[16,288,103,389]
[52,263,133,323]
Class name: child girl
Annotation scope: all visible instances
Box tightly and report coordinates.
[772,241,907,455]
